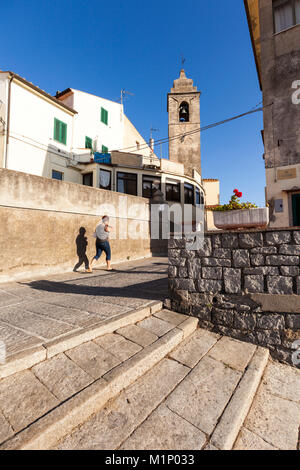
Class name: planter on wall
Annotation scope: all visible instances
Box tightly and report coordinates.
[213,207,269,230]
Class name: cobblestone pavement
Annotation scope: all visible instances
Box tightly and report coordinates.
[0,257,168,362]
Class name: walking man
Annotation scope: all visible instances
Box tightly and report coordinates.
[90,216,113,272]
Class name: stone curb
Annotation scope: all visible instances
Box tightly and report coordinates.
[210,346,269,450]
[0,312,197,450]
[0,302,162,380]
[177,317,199,339]
[45,305,155,359]
[103,328,184,395]
[0,346,46,380]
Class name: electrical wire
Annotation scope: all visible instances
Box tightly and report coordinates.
[108,104,266,154]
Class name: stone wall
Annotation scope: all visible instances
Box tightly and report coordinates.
[0,169,159,282]
[168,228,300,366]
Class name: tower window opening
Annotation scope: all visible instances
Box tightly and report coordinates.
[179,102,189,122]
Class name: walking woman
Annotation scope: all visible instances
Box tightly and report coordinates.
[90,216,113,272]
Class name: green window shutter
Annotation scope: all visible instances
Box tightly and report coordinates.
[102,145,108,153]
[61,122,67,145]
[54,118,60,141]
[85,136,92,149]
[54,118,67,145]
[101,107,108,125]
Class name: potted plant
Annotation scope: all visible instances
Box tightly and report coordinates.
[212,189,269,230]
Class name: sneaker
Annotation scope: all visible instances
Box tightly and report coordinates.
[85,268,93,273]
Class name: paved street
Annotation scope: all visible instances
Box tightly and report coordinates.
[0,258,299,451]
[0,257,168,362]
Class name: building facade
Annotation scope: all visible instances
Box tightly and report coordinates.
[77,151,205,209]
[0,72,154,185]
[245,0,300,227]
[168,70,201,179]
[0,69,221,229]
[0,72,80,184]
[203,179,221,230]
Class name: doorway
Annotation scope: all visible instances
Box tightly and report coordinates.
[292,194,300,226]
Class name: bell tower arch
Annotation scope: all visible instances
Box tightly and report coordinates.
[167,69,201,178]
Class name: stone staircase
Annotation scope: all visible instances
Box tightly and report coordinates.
[0,303,299,450]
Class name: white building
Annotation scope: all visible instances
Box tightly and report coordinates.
[0,71,155,184]
[0,70,222,229]
[0,71,81,183]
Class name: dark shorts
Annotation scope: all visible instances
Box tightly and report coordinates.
[95,240,111,261]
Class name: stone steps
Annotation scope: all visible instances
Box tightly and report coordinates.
[1,313,273,450]
[0,308,198,449]
[0,301,162,380]
[53,331,271,451]
[2,306,297,450]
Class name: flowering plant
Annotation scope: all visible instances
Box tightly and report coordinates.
[212,189,258,212]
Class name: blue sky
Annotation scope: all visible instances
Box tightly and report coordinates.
[2,0,265,205]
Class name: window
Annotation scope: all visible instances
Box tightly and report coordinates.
[83,172,93,187]
[195,188,204,206]
[166,181,181,202]
[117,172,137,196]
[101,107,108,125]
[142,175,161,198]
[292,193,300,226]
[85,136,92,150]
[195,188,201,206]
[52,170,63,181]
[184,183,194,205]
[179,102,189,122]
[54,118,67,145]
[100,169,112,190]
[102,145,109,153]
[273,0,300,33]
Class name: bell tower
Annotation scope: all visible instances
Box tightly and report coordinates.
[168,69,201,178]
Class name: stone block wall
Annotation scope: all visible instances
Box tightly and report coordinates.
[168,228,300,366]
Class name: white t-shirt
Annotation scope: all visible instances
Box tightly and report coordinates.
[95,223,109,241]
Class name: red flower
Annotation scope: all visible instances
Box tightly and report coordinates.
[233,189,239,194]
[237,192,243,198]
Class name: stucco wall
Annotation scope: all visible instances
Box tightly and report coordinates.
[71,89,124,153]
[0,77,7,169]
[7,80,76,177]
[0,169,153,282]
[266,164,300,227]
[205,210,217,231]
[122,114,155,158]
[260,0,300,169]
[258,0,300,227]
[203,180,220,206]
[59,90,155,158]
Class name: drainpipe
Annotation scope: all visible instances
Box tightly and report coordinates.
[4,74,14,168]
